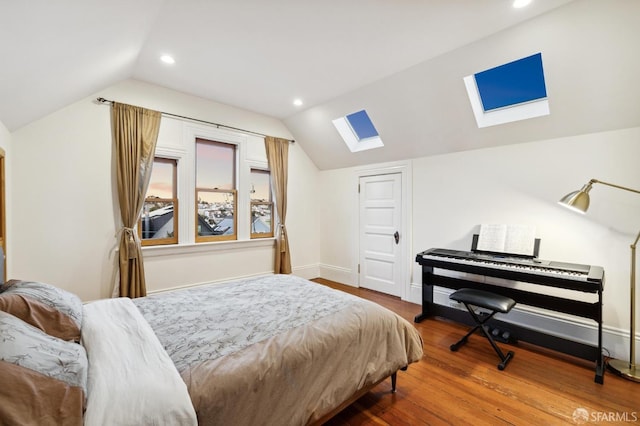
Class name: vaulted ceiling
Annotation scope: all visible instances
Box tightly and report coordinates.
[2,0,639,170]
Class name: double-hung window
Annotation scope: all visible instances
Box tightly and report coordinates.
[195,138,237,242]
[139,158,178,246]
[250,168,273,238]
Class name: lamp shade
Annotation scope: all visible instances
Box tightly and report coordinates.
[558,184,592,213]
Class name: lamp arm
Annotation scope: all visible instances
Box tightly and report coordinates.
[630,229,638,371]
[590,179,640,196]
[634,229,640,250]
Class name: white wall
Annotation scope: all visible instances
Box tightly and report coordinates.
[318,127,640,362]
[318,167,355,283]
[10,79,321,301]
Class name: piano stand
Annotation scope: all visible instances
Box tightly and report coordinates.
[415,248,606,384]
[449,288,516,370]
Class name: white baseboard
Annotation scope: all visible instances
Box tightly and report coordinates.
[292,263,321,280]
[410,283,637,363]
[291,260,638,363]
[147,265,322,295]
[318,264,356,287]
[147,271,273,295]
[408,282,422,305]
[152,261,636,363]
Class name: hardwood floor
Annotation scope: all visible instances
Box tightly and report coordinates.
[312,278,640,425]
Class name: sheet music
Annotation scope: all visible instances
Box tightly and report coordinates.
[476,224,507,252]
[477,224,536,256]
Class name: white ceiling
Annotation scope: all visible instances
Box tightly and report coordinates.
[3,0,639,171]
[285,0,640,169]
[1,0,573,132]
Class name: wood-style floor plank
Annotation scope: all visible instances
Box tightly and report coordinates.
[312,278,640,425]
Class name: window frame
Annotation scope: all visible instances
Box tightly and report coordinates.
[250,168,274,239]
[139,157,178,246]
[194,138,238,243]
[332,109,384,153]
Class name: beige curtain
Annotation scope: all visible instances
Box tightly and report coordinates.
[112,102,161,298]
[265,136,292,274]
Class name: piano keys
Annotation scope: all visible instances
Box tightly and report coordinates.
[419,248,603,291]
[415,247,605,383]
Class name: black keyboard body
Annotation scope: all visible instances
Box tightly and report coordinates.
[414,248,605,383]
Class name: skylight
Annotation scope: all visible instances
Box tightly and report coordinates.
[332,109,384,153]
[346,110,379,139]
[464,52,549,128]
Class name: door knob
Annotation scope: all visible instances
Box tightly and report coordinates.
[394,231,399,244]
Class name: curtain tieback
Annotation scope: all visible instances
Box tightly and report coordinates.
[122,227,139,259]
[279,224,287,253]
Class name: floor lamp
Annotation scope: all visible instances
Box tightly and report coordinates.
[559,178,640,382]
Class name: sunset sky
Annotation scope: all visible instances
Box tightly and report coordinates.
[147,142,270,201]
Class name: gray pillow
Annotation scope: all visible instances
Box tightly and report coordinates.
[1,280,83,329]
[0,310,88,393]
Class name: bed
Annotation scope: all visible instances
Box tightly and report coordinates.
[0,274,423,425]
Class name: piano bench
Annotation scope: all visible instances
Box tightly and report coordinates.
[449,288,516,370]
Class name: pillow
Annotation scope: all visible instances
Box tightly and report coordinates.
[0,361,84,426]
[0,279,82,341]
[0,293,80,341]
[0,310,88,395]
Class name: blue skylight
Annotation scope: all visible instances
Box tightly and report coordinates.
[463,52,550,128]
[474,53,547,111]
[332,109,384,152]
[346,110,379,140]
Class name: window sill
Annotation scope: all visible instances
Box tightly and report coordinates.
[141,238,275,258]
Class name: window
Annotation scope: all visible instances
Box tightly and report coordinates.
[195,138,237,242]
[332,109,384,152]
[464,52,549,128]
[140,158,178,246]
[346,110,379,139]
[139,122,277,255]
[250,168,273,238]
[474,53,547,111]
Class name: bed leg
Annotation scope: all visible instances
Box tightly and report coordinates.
[391,372,397,393]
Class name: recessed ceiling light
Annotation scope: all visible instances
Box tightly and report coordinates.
[160,55,175,65]
[513,0,532,8]
[293,99,303,107]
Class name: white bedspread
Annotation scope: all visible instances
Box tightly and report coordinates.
[81,298,197,426]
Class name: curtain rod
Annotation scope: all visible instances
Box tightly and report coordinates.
[96,97,294,143]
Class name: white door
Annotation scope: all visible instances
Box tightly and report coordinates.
[359,173,402,296]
